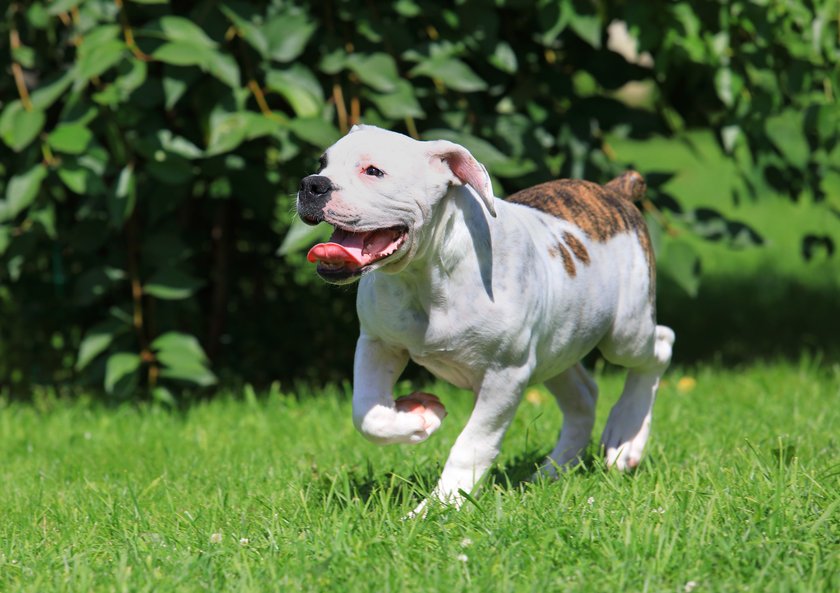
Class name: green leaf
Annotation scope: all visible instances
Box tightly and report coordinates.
[114,58,148,99]
[288,118,341,147]
[104,352,141,395]
[714,68,743,108]
[47,123,93,154]
[261,11,316,62]
[152,332,209,363]
[151,386,177,406]
[0,102,45,152]
[76,319,127,371]
[278,219,332,257]
[108,165,136,227]
[410,58,487,92]
[57,162,107,196]
[206,112,274,156]
[157,130,203,159]
[156,16,217,48]
[153,42,240,88]
[162,66,201,109]
[0,164,48,222]
[152,41,206,67]
[489,42,518,74]
[265,65,324,118]
[766,110,810,169]
[29,71,74,111]
[144,268,204,300]
[219,3,268,57]
[204,51,241,88]
[367,80,425,120]
[46,0,82,15]
[346,53,400,93]
[659,240,701,297]
[153,331,216,387]
[29,203,57,239]
[569,10,602,49]
[74,39,127,83]
[0,226,10,256]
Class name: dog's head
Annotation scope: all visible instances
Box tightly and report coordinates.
[297,125,495,284]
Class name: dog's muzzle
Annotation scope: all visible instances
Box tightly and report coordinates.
[297,174,333,225]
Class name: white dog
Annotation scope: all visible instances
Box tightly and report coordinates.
[297,125,674,513]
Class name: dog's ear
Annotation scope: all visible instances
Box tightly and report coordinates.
[426,141,496,217]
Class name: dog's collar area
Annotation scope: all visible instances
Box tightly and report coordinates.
[308,225,407,282]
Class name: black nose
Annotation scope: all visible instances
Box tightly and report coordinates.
[297,175,334,225]
[299,175,332,196]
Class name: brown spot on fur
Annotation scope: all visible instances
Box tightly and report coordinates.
[562,232,590,265]
[507,171,656,301]
[548,242,576,277]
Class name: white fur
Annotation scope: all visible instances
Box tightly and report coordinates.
[303,126,675,514]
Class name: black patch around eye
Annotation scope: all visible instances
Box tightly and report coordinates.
[317,154,327,173]
[364,165,384,177]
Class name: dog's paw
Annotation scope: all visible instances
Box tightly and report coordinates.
[356,393,446,445]
[600,418,650,471]
[395,392,447,438]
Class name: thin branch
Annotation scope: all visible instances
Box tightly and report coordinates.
[9,26,33,111]
[333,83,349,133]
[114,0,151,61]
[247,80,285,122]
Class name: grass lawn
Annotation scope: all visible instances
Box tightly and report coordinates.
[1,361,838,592]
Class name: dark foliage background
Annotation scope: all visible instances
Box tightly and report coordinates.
[0,0,837,400]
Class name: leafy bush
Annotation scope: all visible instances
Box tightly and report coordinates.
[1,0,837,397]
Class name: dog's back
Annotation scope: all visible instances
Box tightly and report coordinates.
[506,171,655,300]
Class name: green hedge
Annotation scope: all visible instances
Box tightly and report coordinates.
[1,0,837,398]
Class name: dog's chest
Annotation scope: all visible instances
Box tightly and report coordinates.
[357,276,491,388]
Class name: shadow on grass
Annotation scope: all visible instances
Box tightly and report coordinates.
[318,447,611,509]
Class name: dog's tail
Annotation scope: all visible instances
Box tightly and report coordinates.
[605,171,646,202]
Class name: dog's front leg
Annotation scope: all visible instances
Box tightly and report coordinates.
[413,369,528,515]
[353,335,446,445]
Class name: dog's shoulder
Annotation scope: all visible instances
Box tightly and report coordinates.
[505,171,647,243]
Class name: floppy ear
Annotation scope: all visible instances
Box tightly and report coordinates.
[426,140,496,217]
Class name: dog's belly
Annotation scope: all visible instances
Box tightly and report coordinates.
[410,352,476,390]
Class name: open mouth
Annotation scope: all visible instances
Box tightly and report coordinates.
[307,225,408,281]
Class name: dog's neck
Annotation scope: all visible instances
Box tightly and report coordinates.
[390,186,496,302]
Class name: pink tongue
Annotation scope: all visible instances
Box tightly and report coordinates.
[307,242,364,266]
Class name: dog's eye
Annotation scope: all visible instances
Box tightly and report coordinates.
[317,155,327,173]
[364,165,384,178]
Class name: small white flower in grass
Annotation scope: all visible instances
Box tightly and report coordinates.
[684,580,699,592]
[460,537,473,548]
[239,537,249,546]
[587,496,595,506]
[456,553,468,563]
[209,532,223,544]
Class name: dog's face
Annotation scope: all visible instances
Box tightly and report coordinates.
[297,125,495,284]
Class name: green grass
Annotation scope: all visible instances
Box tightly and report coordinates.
[2,361,838,592]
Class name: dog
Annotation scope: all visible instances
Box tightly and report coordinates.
[297,125,674,514]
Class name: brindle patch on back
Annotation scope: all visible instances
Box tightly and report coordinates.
[548,242,577,277]
[562,231,590,265]
[507,171,656,301]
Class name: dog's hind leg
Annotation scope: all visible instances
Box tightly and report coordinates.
[600,325,675,470]
[537,363,598,478]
